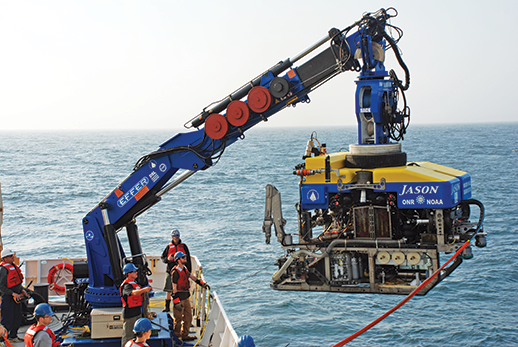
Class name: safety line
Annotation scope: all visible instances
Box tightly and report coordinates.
[332,240,471,346]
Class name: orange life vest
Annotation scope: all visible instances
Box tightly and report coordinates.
[120,279,143,308]
[173,266,191,291]
[0,261,24,288]
[167,242,187,258]
[24,324,59,347]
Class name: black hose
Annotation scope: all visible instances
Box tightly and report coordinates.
[133,138,226,172]
[463,198,485,234]
[383,31,410,91]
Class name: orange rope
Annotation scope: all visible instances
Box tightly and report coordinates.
[3,336,14,347]
[332,240,471,347]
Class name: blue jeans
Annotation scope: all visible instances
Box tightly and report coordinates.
[0,294,22,338]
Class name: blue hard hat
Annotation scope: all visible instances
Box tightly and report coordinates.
[133,317,153,333]
[174,251,186,261]
[123,263,138,274]
[34,303,54,316]
[237,335,255,347]
[171,229,180,237]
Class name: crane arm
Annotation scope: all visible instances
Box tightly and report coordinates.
[81,8,409,306]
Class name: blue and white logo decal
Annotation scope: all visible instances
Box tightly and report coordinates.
[85,230,95,242]
[416,195,426,204]
[400,185,439,196]
[399,184,443,206]
[150,171,159,182]
[306,189,321,202]
[452,182,461,204]
[117,177,150,208]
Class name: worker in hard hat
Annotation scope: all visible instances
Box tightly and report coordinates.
[160,229,192,313]
[171,251,209,342]
[24,303,59,347]
[124,317,153,347]
[120,263,152,347]
[0,248,27,343]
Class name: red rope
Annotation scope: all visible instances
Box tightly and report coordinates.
[332,240,471,347]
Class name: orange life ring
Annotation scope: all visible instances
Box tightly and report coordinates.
[47,263,73,294]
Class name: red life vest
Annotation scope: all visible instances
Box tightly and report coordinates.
[120,279,143,308]
[173,266,191,291]
[124,340,149,347]
[0,261,24,288]
[24,324,59,347]
[167,242,187,259]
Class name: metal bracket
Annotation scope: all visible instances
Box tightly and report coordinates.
[337,177,386,191]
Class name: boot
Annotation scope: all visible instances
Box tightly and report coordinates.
[163,299,171,312]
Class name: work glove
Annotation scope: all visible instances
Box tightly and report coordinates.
[196,279,210,290]
[173,294,183,310]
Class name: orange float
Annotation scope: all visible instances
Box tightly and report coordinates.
[47,262,73,294]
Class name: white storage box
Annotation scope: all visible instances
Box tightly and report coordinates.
[91,307,124,339]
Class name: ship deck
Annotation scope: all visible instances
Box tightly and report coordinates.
[3,256,238,347]
[6,295,232,347]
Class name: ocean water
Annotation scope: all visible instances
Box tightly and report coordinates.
[0,123,517,346]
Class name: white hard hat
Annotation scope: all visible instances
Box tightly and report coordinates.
[1,248,14,258]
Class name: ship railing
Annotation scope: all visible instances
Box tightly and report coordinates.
[190,256,239,347]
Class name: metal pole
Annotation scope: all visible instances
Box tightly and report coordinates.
[291,34,332,64]
[156,170,196,198]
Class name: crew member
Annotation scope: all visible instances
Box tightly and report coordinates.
[124,318,152,347]
[160,229,191,312]
[0,248,27,343]
[120,263,152,347]
[171,251,209,342]
[24,303,59,347]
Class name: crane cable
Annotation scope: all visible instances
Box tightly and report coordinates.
[332,240,471,346]
[211,263,273,290]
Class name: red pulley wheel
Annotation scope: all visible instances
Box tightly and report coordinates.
[247,86,272,113]
[205,114,228,139]
[226,100,250,126]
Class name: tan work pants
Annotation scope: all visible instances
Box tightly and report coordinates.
[173,297,192,339]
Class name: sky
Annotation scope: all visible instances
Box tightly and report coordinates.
[1,0,517,131]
